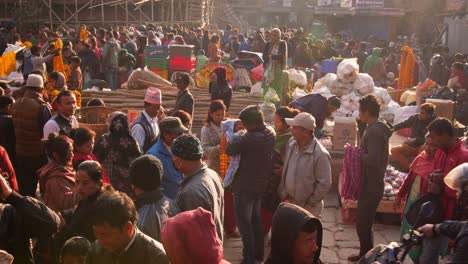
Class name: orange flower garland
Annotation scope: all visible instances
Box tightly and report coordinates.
[219,134,231,179]
[53,39,66,79]
[0,51,17,77]
[397,46,415,100]
[200,63,234,81]
[79,28,89,42]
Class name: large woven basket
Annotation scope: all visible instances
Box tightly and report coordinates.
[77,106,119,138]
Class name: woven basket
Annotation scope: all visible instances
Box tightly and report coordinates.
[77,106,119,138]
[77,106,119,124]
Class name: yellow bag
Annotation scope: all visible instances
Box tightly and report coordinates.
[195,72,210,89]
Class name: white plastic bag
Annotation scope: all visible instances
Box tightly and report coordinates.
[292,87,308,99]
[250,82,263,96]
[313,73,337,91]
[288,69,307,86]
[393,106,418,125]
[261,102,276,126]
[264,88,280,103]
[337,58,359,84]
[353,73,375,95]
[372,87,392,105]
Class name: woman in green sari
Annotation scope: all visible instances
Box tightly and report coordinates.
[262,28,288,105]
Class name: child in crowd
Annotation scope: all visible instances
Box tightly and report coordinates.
[70,127,109,183]
[448,62,465,90]
[68,56,83,107]
[220,119,245,187]
[60,237,91,264]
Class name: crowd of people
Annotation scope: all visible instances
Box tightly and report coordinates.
[0,20,468,264]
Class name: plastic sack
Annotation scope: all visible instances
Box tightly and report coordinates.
[337,58,359,84]
[234,68,253,88]
[251,64,264,82]
[372,87,392,105]
[331,80,354,97]
[292,87,308,99]
[393,106,418,125]
[313,73,337,91]
[340,92,361,112]
[250,82,263,96]
[261,102,276,126]
[288,69,307,86]
[353,73,375,95]
[264,88,280,103]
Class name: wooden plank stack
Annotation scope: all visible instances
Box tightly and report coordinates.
[81,87,262,135]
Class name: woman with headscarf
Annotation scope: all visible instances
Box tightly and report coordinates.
[94,112,141,195]
[363,48,387,86]
[37,133,76,212]
[209,67,233,110]
[48,71,67,103]
[262,28,288,104]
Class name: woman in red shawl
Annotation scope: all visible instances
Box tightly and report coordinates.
[37,133,76,212]
[394,140,437,261]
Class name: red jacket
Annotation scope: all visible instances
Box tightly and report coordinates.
[72,152,110,184]
[161,208,230,264]
[0,146,18,191]
[433,139,468,220]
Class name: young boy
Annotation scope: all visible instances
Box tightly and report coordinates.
[68,56,83,107]
[173,72,194,118]
[60,236,91,264]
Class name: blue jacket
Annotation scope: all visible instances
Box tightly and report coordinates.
[146,140,183,200]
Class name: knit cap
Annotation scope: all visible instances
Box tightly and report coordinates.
[171,134,203,161]
[129,155,163,191]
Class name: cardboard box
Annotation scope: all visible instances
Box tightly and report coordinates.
[425,99,455,121]
[333,116,357,150]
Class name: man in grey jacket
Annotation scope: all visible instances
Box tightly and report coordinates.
[103,30,121,90]
[278,112,332,217]
[172,134,224,243]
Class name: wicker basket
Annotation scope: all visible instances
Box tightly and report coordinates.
[77,106,119,138]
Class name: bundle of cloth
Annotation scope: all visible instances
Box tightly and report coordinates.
[383,165,408,201]
[341,145,363,200]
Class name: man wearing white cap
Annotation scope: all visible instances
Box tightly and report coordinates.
[11,74,52,196]
[131,87,161,153]
[278,112,332,217]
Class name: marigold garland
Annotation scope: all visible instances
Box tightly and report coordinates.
[53,39,66,79]
[398,46,415,100]
[219,134,231,179]
[0,51,16,77]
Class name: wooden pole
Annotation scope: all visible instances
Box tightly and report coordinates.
[125,0,129,27]
[151,0,154,21]
[171,0,174,26]
[75,0,79,29]
[101,0,105,24]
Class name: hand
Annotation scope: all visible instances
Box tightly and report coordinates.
[273,164,283,175]
[393,197,404,212]
[0,250,14,264]
[0,174,13,201]
[418,224,435,238]
[428,181,442,195]
[344,143,351,149]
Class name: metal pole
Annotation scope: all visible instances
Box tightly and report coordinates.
[171,0,174,26]
[63,0,66,22]
[151,0,154,21]
[49,0,52,29]
[102,0,105,24]
[125,0,129,27]
[75,0,79,29]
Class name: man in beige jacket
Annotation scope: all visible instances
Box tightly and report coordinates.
[278,112,332,217]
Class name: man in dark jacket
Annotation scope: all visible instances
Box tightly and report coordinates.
[87,191,169,264]
[289,94,341,138]
[173,73,194,118]
[419,163,468,263]
[11,74,51,196]
[226,105,276,264]
[76,41,100,80]
[129,155,179,242]
[0,174,61,264]
[390,102,437,171]
[0,96,15,162]
[348,95,392,261]
[265,203,323,264]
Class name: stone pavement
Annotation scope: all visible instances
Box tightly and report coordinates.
[223,191,408,264]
